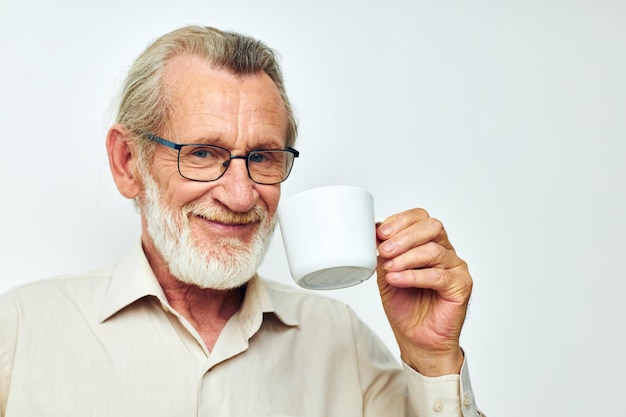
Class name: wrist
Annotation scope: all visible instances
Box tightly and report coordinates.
[402,347,464,377]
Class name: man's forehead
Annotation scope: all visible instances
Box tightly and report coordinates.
[163,54,280,98]
[163,56,282,113]
[160,54,288,145]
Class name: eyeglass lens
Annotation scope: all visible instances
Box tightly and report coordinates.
[178,145,294,184]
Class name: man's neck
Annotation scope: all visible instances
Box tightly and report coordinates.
[159,276,246,351]
[142,239,246,350]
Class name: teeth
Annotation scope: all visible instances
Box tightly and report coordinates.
[185,204,265,225]
[195,213,255,225]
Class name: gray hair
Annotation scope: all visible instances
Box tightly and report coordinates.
[115,25,298,159]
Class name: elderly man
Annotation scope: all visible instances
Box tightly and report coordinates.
[0,26,483,416]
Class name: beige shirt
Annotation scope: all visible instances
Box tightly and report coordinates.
[0,243,481,417]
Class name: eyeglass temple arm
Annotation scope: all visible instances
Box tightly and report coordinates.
[143,133,181,150]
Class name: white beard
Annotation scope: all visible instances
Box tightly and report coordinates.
[140,171,276,290]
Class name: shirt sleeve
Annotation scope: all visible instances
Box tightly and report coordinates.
[402,356,485,417]
[0,293,19,417]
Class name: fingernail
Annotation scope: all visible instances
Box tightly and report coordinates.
[386,272,400,281]
[380,240,396,253]
[379,224,393,237]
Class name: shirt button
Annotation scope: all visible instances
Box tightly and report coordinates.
[433,399,444,412]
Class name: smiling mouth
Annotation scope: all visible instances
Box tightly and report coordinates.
[198,214,257,226]
[189,206,265,226]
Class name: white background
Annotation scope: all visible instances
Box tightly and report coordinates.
[1,1,625,415]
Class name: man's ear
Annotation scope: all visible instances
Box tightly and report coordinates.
[106,124,142,199]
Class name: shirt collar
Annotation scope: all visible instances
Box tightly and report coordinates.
[100,241,299,328]
[99,242,168,323]
[241,274,299,328]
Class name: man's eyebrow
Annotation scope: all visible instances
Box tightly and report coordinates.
[181,133,286,150]
[184,135,222,145]
[250,139,287,150]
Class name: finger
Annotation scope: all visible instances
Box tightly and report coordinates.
[377,208,430,241]
[381,242,462,272]
[385,266,472,300]
[378,216,452,259]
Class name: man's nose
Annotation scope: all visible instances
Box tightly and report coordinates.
[213,157,258,212]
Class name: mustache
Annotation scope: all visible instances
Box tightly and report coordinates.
[184,203,267,225]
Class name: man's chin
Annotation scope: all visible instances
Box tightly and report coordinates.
[166,218,274,291]
[174,270,254,291]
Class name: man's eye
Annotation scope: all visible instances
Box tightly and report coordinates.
[190,147,215,158]
[249,152,267,163]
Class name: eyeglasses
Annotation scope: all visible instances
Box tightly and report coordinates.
[142,133,299,185]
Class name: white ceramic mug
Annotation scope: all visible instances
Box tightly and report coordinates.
[277,185,378,290]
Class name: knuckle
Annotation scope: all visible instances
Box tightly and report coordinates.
[428,217,445,234]
[454,264,473,296]
[465,266,474,292]
[425,242,447,264]
[413,207,430,218]
[431,267,445,285]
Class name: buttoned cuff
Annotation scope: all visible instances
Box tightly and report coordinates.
[402,355,484,417]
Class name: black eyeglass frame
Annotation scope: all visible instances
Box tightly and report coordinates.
[142,133,299,185]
